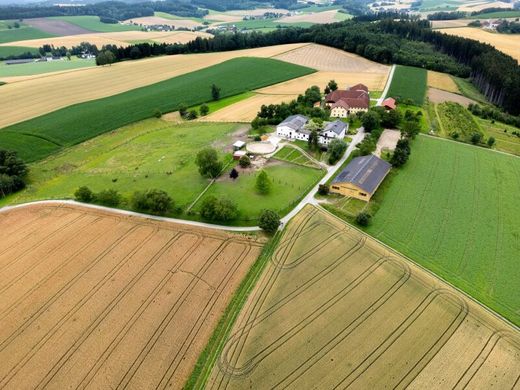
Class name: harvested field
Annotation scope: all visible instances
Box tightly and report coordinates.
[25,18,91,35]
[458,0,513,11]
[278,10,345,24]
[427,70,459,93]
[0,202,263,388]
[428,87,476,105]
[439,27,520,61]
[204,205,520,389]
[0,30,212,49]
[123,16,203,29]
[0,43,307,129]
[274,43,390,73]
[258,71,389,95]
[430,19,470,29]
[202,93,297,122]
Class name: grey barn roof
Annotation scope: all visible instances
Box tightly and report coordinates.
[324,120,347,135]
[332,154,391,194]
[278,114,308,131]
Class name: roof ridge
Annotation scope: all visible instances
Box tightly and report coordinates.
[351,155,375,182]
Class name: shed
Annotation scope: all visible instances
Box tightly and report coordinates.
[330,155,391,201]
[233,140,246,150]
[233,150,247,160]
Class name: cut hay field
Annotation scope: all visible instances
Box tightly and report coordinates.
[439,27,520,61]
[458,0,513,11]
[0,57,314,162]
[198,205,520,388]
[0,202,263,388]
[367,135,520,325]
[0,43,307,130]
[387,65,427,106]
[123,16,202,29]
[278,9,349,24]
[0,30,212,49]
[427,70,459,93]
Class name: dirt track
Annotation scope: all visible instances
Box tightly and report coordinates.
[208,205,520,389]
[0,203,263,388]
[428,87,476,106]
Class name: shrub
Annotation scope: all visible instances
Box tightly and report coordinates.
[200,103,209,116]
[238,154,251,168]
[211,84,221,100]
[132,189,173,214]
[0,149,27,198]
[356,212,371,227]
[255,170,271,195]
[95,189,121,207]
[199,196,238,221]
[258,209,281,233]
[328,139,347,164]
[361,110,381,132]
[229,168,239,180]
[471,132,482,145]
[318,184,330,195]
[74,186,94,203]
[153,108,162,118]
[487,136,496,147]
[179,103,187,118]
[186,110,198,120]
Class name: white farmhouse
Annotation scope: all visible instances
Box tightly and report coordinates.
[318,120,348,145]
[276,114,310,141]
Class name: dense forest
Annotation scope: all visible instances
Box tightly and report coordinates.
[96,19,520,114]
[0,1,206,20]
[427,11,466,20]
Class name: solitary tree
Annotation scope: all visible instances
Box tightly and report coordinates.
[361,110,381,132]
[487,136,496,147]
[196,148,222,178]
[211,84,221,100]
[230,168,239,180]
[471,132,482,145]
[179,103,187,118]
[356,212,371,227]
[200,103,209,116]
[259,209,281,233]
[327,79,338,91]
[200,196,238,221]
[308,129,319,151]
[255,170,271,195]
[66,51,71,60]
[328,139,347,164]
[74,186,94,203]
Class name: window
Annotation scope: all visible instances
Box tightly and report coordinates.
[332,186,340,190]
[359,192,367,196]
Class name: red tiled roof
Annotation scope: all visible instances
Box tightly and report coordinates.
[382,97,396,110]
[331,99,350,109]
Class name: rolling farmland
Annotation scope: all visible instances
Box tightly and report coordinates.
[387,65,427,105]
[0,57,314,161]
[367,135,520,325]
[0,43,307,129]
[201,206,520,388]
[427,70,459,93]
[0,202,263,388]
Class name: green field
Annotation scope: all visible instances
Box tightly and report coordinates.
[0,58,95,77]
[0,21,54,44]
[0,46,39,59]
[190,91,254,115]
[366,135,520,325]
[387,65,427,106]
[49,16,140,32]
[1,119,322,224]
[452,76,488,103]
[436,101,482,141]
[468,10,520,18]
[0,57,314,162]
[273,145,321,169]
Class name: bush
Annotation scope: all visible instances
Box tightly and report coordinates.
[328,139,347,165]
[318,184,330,195]
[471,132,482,145]
[258,209,281,233]
[95,189,121,207]
[200,103,209,116]
[391,138,411,167]
[487,136,496,147]
[74,186,94,203]
[356,212,371,227]
[255,170,271,195]
[132,189,173,214]
[153,108,162,118]
[361,110,381,132]
[0,149,27,198]
[238,154,251,168]
[199,196,238,221]
[186,109,198,120]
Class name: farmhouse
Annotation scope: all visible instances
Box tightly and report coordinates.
[330,154,391,201]
[276,116,347,145]
[319,120,348,145]
[326,83,370,118]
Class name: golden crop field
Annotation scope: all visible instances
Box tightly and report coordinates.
[1,30,212,49]
[258,70,389,95]
[0,202,263,388]
[0,43,307,129]
[458,0,513,11]
[207,205,520,389]
[123,16,203,29]
[278,10,342,24]
[427,70,460,93]
[439,27,520,61]
[203,93,297,122]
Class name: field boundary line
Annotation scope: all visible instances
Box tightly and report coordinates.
[376,64,396,106]
[316,204,520,332]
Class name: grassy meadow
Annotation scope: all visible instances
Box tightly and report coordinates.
[49,16,140,32]
[366,135,520,325]
[0,21,54,44]
[0,57,314,162]
[387,65,427,106]
[0,58,96,77]
[0,46,39,59]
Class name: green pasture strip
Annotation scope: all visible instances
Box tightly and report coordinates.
[468,10,520,18]
[0,25,54,44]
[154,11,206,23]
[0,46,39,59]
[0,131,60,162]
[1,57,315,162]
[185,232,282,389]
[49,16,140,32]
[366,135,520,326]
[452,76,488,103]
[0,58,95,77]
[191,91,255,116]
[477,117,520,156]
[387,65,427,106]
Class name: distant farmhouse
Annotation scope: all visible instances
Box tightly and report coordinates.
[331,154,391,201]
[326,84,370,118]
[276,115,347,145]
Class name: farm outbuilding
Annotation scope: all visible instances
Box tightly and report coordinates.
[330,154,391,201]
[233,140,246,150]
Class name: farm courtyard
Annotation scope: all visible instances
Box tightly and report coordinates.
[366,135,520,325]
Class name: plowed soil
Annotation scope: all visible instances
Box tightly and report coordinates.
[25,18,92,35]
[207,206,520,389]
[0,203,263,389]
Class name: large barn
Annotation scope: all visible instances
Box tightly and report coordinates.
[330,154,391,201]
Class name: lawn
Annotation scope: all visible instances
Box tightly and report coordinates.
[387,65,427,106]
[196,162,323,222]
[0,22,54,44]
[0,58,95,77]
[366,135,520,325]
[49,16,140,32]
[0,57,314,162]
[190,91,254,116]
[272,145,322,169]
[0,46,39,59]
